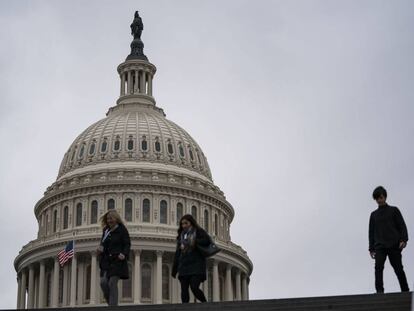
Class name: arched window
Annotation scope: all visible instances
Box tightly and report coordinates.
[53,210,58,233]
[114,139,121,151]
[71,148,76,161]
[196,150,202,164]
[90,200,98,224]
[141,136,148,151]
[85,265,91,301]
[122,263,133,298]
[45,214,49,235]
[63,206,69,229]
[176,202,183,225]
[160,200,168,224]
[89,142,96,155]
[78,144,85,159]
[143,199,150,223]
[191,205,197,220]
[125,198,133,222]
[167,142,174,155]
[76,203,82,226]
[188,147,194,161]
[155,137,161,152]
[127,136,134,151]
[204,209,209,231]
[141,264,152,300]
[179,143,185,158]
[107,198,115,210]
[214,214,219,235]
[162,265,170,300]
[101,139,108,153]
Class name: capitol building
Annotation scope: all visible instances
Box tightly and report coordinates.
[14,11,252,309]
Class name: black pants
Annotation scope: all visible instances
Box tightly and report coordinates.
[375,247,409,293]
[179,275,207,303]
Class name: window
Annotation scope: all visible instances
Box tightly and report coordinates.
[162,265,170,300]
[101,140,108,153]
[90,200,98,224]
[189,147,194,161]
[71,148,76,161]
[191,205,197,220]
[196,150,202,164]
[127,136,134,151]
[160,200,168,224]
[214,214,219,235]
[167,142,174,154]
[79,144,85,159]
[141,136,148,151]
[179,143,185,157]
[125,198,133,222]
[89,142,96,155]
[107,198,115,210]
[155,140,161,152]
[63,206,69,229]
[143,199,150,222]
[141,264,152,299]
[53,210,57,233]
[204,209,209,231]
[45,214,49,235]
[114,139,120,151]
[176,203,183,225]
[76,203,82,226]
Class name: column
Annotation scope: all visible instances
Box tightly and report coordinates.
[120,72,125,95]
[212,260,219,302]
[140,70,145,94]
[90,252,97,305]
[62,265,69,306]
[52,258,60,307]
[203,269,209,302]
[77,260,84,305]
[70,255,77,306]
[134,70,139,93]
[148,75,153,96]
[38,260,46,308]
[20,270,27,309]
[235,270,241,301]
[225,265,233,301]
[241,274,248,301]
[155,251,163,304]
[16,274,22,309]
[127,71,132,94]
[27,265,35,308]
[133,250,141,304]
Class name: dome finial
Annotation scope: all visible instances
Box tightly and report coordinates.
[126,11,148,61]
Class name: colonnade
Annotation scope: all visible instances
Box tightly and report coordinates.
[16,249,249,309]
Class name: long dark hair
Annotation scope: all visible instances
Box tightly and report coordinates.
[176,214,202,239]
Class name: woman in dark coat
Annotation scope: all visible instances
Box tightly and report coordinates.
[97,210,131,306]
[172,214,210,303]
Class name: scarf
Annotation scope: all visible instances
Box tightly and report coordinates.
[180,228,196,253]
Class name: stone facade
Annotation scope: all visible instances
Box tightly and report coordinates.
[14,12,252,308]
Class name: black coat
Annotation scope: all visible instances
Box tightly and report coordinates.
[369,204,409,251]
[172,227,210,281]
[99,223,131,279]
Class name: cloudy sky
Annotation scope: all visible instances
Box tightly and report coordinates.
[1,0,413,308]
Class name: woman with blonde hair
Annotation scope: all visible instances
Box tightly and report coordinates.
[97,210,131,306]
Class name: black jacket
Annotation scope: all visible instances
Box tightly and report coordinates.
[172,228,210,281]
[369,204,409,251]
[99,223,131,279]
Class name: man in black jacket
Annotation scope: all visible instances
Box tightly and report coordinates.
[369,186,409,293]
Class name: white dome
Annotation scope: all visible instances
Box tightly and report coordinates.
[58,106,212,181]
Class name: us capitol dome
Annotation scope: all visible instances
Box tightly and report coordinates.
[14,11,252,308]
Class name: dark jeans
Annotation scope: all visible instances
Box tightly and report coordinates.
[179,275,207,303]
[100,271,120,306]
[375,247,409,293]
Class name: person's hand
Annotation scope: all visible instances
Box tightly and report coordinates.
[370,251,376,259]
[399,241,407,250]
[118,253,125,260]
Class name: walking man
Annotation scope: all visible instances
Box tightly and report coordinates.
[369,186,410,293]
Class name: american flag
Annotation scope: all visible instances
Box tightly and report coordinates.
[58,241,74,267]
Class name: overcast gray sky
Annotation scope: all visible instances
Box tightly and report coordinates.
[1,0,414,309]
